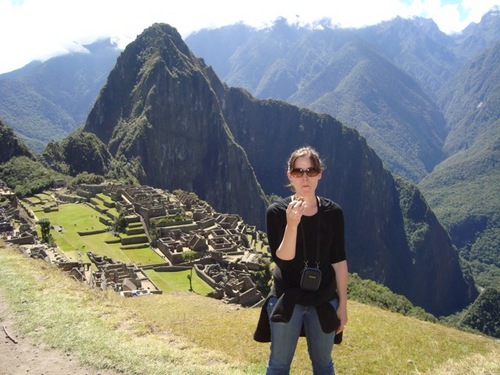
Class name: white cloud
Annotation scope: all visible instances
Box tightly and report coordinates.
[0,0,498,74]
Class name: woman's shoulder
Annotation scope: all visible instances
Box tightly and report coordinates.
[318,196,343,212]
[267,197,291,214]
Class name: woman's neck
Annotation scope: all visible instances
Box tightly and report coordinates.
[295,193,316,202]
[294,194,318,215]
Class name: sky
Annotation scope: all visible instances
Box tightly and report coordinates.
[0,0,498,74]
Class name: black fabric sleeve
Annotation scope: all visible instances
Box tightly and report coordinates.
[325,200,346,264]
[266,201,288,263]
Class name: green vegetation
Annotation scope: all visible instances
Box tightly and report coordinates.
[250,261,272,297]
[468,260,500,292]
[42,140,71,174]
[42,131,140,185]
[0,119,33,163]
[69,171,105,185]
[38,217,51,243]
[0,245,498,375]
[30,198,163,266]
[460,288,500,339]
[348,273,436,322]
[50,129,112,176]
[396,177,431,254]
[0,156,63,197]
[419,121,500,291]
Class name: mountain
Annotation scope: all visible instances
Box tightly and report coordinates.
[453,7,500,61]
[0,11,496,315]
[286,34,446,181]
[460,287,500,338]
[81,24,269,230]
[437,41,500,156]
[0,120,64,197]
[418,42,500,277]
[184,11,499,290]
[50,23,476,316]
[0,39,121,153]
[185,19,453,182]
[185,11,499,183]
[0,119,34,163]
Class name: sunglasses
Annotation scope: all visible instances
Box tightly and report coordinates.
[290,167,321,178]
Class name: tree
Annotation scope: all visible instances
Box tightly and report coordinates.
[114,213,128,233]
[461,288,500,338]
[38,218,51,243]
[182,250,197,292]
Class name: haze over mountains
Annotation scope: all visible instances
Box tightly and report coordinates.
[0,39,120,153]
[0,9,498,318]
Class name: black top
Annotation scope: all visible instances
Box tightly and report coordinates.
[266,195,346,297]
[253,196,345,343]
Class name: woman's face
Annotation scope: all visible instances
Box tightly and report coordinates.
[287,156,322,197]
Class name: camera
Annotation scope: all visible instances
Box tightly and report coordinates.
[300,267,322,291]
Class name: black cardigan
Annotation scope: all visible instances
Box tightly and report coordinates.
[266,196,345,294]
[253,288,342,343]
[253,196,345,344]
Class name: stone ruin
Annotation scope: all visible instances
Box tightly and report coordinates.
[2,182,269,307]
[1,185,37,245]
[86,251,161,297]
[106,184,268,307]
[194,262,264,307]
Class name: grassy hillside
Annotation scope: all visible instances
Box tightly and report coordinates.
[0,243,498,375]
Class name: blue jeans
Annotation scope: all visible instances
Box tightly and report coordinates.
[266,297,338,375]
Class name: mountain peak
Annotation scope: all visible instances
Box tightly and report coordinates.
[0,120,34,163]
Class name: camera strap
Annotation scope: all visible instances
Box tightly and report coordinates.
[299,196,321,269]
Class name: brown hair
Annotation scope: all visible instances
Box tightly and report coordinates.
[287,146,324,172]
[285,146,325,190]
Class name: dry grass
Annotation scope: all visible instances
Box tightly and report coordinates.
[0,243,498,375]
[0,244,256,374]
[421,350,500,375]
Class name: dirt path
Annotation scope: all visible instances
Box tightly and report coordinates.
[0,293,122,375]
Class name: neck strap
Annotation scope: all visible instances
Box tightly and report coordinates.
[299,196,321,268]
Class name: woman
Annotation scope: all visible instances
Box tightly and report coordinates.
[254,146,348,375]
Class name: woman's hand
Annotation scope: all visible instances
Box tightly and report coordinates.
[286,198,306,226]
[336,303,348,333]
[276,198,306,260]
[333,260,348,333]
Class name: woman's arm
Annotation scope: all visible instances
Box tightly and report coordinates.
[332,260,348,332]
[275,200,304,260]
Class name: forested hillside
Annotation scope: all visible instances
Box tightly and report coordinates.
[419,42,500,289]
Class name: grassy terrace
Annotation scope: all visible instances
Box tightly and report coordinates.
[93,192,121,219]
[23,191,53,206]
[25,192,215,295]
[0,243,498,374]
[33,202,161,265]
